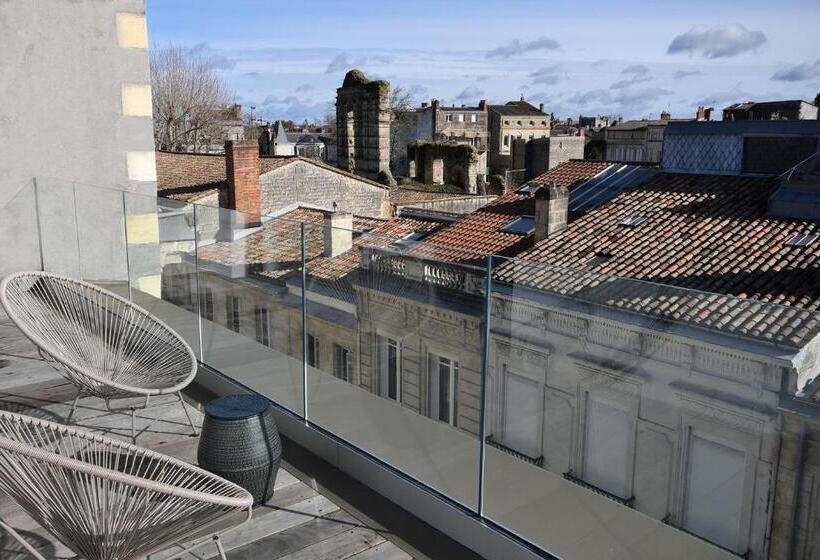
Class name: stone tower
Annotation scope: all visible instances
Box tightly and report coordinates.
[335,69,390,179]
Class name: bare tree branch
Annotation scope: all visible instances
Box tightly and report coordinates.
[150,45,235,152]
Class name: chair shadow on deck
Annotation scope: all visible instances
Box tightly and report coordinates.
[0,527,57,560]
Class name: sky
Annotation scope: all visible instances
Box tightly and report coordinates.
[145,0,820,123]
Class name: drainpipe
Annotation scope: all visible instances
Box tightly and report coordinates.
[787,421,808,560]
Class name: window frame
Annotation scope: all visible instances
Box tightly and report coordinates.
[225,294,241,333]
[333,344,354,382]
[307,332,319,368]
[427,352,459,426]
[377,334,401,402]
[254,306,271,347]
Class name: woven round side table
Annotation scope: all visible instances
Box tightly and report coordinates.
[197,394,281,505]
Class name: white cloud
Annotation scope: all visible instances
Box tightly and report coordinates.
[186,42,236,70]
[486,36,559,59]
[610,75,653,89]
[325,52,392,74]
[622,64,649,76]
[456,85,485,100]
[667,24,766,59]
[771,60,820,82]
[673,70,703,80]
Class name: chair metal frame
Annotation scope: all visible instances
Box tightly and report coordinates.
[1,271,199,442]
[0,410,253,560]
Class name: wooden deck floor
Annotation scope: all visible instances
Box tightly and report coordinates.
[0,309,414,560]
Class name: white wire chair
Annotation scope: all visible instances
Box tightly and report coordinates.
[0,410,253,560]
[0,271,199,442]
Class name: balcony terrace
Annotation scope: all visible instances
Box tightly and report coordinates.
[0,305,461,560]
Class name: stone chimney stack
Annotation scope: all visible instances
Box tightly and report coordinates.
[323,211,353,257]
[534,183,569,242]
[539,103,544,113]
[478,99,487,111]
[225,139,261,226]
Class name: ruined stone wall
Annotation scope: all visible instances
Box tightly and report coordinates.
[259,160,390,218]
[408,142,480,193]
[335,70,390,179]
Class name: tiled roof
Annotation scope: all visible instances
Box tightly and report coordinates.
[608,119,669,131]
[196,208,443,286]
[496,172,820,347]
[156,151,387,203]
[156,151,294,202]
[411,160,614,262]
[488,101,547,117]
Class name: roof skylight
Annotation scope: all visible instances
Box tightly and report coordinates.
[499,216,536,235]
[786,233,817,247]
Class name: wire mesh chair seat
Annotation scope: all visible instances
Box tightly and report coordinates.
[0,410,253,560]
[0,271,199,441]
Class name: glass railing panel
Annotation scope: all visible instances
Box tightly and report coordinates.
[0,178,40,277]
[482,255,798,559]
[302,219,489,511]
[123,191,202,358]
[192,204,305,417]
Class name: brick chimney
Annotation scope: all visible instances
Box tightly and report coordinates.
[225,139,261,226]
[534,183,569,242]
[323,211,353,257]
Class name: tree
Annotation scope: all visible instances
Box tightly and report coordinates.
[388,86,417,177]
[150,45,234,152]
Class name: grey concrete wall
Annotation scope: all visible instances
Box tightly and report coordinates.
[0,0,157,283]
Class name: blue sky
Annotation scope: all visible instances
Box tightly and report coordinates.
[145,0,820,122]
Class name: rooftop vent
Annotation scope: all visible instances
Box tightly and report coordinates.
[786,233,817,247]
[587,251,612,268]
[619,216,644,227]
[499,216,536,235]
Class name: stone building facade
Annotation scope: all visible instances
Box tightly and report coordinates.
[511,136,586,181]
[488,99,551,172]
[335,69,391,179]
[414,99,489,150]
[604,119,668,163]
[723,100,819,121]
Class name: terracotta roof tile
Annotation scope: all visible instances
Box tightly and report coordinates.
[496,172,820,347]
[410,160,614,262]
[196,208,443,287]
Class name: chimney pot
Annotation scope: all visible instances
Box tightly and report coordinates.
[225,139,261,226]
[534,182,569,242]
[323,212,353,257]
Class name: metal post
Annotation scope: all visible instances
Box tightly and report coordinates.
[121,192,132,302]
[73,183,84,281]
[193,204,204,363]
[301,222,308,422]
[477,253,492,517]
[32,178,45,272]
